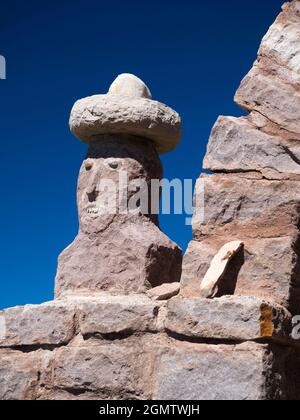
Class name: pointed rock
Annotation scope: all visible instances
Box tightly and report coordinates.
[199,241,243,298]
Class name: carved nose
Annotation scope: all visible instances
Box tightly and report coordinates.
[87,188,99,202]
[86,169,100,202]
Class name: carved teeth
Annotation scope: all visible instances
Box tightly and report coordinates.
[86,207,99,215]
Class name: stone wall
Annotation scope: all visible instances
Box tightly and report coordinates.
[0,294,299,400]
[183,0,300,315]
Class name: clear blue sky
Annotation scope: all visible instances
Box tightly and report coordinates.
[0,0,284,309]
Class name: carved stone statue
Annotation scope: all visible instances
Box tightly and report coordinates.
[55,74,183,297]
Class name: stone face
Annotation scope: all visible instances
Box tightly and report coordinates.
[55,136,182,297]
[181,237,300,314]
[199,241,243,298]
[77,135,163,233]
[74,294,162,336]
[153,342,297,401]
[204,115,300,179]
[70,95,182,155]
[108,73,152,99]
[0,302,76,347]
[166,296,292,342]
[146,283,181,301]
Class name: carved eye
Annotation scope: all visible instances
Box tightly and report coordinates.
[108,161,119,170]
[85,161,93,171]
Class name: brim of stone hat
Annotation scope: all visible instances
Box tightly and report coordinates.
[69,94,182,154]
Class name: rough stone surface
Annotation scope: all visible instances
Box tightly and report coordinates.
[154,341,298,401]
[235,1,300,137]
[185,29,300,312]
[0,349,44,400]
[0,302,76,347]
[55,136,182,297]
[199,241,243,298]
[45,343,155,400]
[146,283,181,301]
[70,95,182,154]
[0,294,165,349]
[166,296,292,342]
[192,173,300,240]
[204,114,300,179]
[203,1,300,180]
[0,298,299,400]
[0,336,299,400]
[74,294,162,335]
[181,237,300,314]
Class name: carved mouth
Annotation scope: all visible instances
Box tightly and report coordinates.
[86,206,100,215]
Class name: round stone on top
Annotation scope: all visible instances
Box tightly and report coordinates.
[108,73,152,99]
[69,74,182,154]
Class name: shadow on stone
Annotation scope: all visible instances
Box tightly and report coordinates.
[215,245,245,297]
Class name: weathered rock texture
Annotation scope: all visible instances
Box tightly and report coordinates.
[153,341,299,401]
[0,294,299,400]
[175,0,300,400]
[2,3,300,401]
[204,0,300,180]
[165,296,292,342]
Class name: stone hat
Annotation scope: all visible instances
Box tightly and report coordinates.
[69,73,182,154]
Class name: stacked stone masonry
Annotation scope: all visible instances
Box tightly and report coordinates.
[2,1,300,400]
[0,295,299,400]
[180,0,300,399]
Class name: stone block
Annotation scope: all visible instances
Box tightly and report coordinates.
[165,296,292,342]
[48,342,155,399]
[154,342,298,400]
[73,294,162,336]
[203,115,300,179]
[192,173,300,240]
[0,301,76,347]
